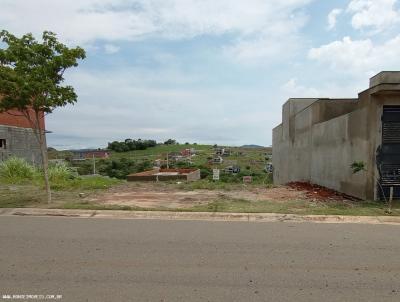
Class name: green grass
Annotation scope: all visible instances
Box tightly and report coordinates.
[0,158,122,191]
[1,156,396,216]
[48,176,122,191]
[0,176,123,208]
[173,179,274,191]
[0,185,46,208]
[0,185,83,208]
[109,144,213,160]
[184,197,400,216]
[0,157,40,184]
[2,182,400,216]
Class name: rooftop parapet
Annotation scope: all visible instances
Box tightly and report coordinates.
[370,71,400,88]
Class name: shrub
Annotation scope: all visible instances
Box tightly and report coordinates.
[98,158,152,179]
[48,163,76,183]
[175,163,211,179]
[0,157,38,183]
[351,161,366,174]
[74,160,94,175]
[164,139,177,145]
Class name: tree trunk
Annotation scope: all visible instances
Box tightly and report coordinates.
[38,127,51,203]
[31,109,51,204]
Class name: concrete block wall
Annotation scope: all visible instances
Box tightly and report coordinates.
[273,99,372,200]
[310,108,370,199]
[273,72,400,200]
[272,124,289,184]
[186,169,201,181]
[0,125,42,165]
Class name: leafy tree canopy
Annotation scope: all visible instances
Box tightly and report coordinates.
[0,30,86,115]
[164,139,177,145]
[108,139,157,152]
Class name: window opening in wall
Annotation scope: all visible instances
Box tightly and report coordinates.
[0,139,6,150]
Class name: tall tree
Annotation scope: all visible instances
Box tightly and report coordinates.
[0,30,85,203]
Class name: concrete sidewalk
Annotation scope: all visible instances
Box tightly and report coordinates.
[1,207,400,225]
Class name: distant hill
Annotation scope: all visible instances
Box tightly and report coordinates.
[240,144,265,148]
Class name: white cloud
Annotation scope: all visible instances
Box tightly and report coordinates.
[280,77,365,100]
[281,78,320,97]
[46,68,276,148]
[224,11,309,63]
[327,8,342,30]
[104,44,120,54]
[347,0,400,32]
[0,0,313,61]
[308,35,400,75]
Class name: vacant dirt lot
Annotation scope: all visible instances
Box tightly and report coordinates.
[86,182,350,209]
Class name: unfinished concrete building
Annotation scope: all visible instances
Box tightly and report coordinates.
[0,110,44,165]
[273,71,400,200]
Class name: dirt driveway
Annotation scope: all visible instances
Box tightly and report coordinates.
[87,182,309,209]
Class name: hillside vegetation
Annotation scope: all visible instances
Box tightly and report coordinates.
[49,141,272,184]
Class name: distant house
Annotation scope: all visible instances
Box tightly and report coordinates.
[180,148,192,157]
[85,150,110,159]
[211,156,224,164]
[265,163,273,173]
[180,148,197,157]
[224,165,240,174]
[172,155,186,162]
[72,149,110,161]
[154,159,163,167]
[168,152,184,162]
[215,147,225,156]
[222,149,231,157]
[168,152,180,158]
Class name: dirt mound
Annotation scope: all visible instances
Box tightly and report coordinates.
[287,182,358,201]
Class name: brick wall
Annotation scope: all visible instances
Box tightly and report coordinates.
[0,110,45,129]
[127,169,201,182]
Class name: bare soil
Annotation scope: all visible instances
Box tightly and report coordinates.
[87,182,310,209]
[287,182,360,202]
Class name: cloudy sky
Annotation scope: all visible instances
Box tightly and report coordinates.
[1,0,400,148]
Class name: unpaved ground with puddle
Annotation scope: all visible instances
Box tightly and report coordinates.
[87,182,308,209]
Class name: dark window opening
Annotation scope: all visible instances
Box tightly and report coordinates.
[0,139,6,150]
[379,106,400,199]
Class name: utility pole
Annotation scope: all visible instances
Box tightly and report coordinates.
[167,152,169,169]
[93,154,96,175]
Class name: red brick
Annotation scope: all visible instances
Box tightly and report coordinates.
[0,110,45,129]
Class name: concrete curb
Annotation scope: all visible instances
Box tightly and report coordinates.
[1,208,400,225]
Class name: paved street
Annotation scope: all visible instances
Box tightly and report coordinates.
[1,216,400,302]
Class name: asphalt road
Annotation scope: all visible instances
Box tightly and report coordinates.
[1,217,400,302]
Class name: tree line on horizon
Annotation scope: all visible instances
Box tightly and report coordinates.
[107,138,179,152]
